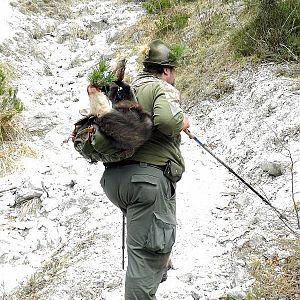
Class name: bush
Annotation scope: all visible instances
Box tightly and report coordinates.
[142,0,196,14]
[155,13,190,33]
[231,0,300,61]
[141,0,196,34]
[142,0,175,14]
[0,66,23,142]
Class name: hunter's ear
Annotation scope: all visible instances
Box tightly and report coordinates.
[162,67,169,75]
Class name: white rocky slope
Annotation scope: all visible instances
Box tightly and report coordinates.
[0,1,299,300]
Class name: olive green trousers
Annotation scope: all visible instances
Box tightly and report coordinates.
[100,163,176,300]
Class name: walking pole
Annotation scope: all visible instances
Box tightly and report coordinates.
[122,214,125,270]
[184,129,288,221]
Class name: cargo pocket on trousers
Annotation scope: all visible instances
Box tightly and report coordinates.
[144,212,176,254]
[130,174,158,205]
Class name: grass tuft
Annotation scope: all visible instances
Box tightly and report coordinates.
[246,239,300,299]
[12,234,97,300]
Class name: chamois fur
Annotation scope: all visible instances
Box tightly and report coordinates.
[96,100,153,150]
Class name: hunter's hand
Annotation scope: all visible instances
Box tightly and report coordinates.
[182,114,190,131]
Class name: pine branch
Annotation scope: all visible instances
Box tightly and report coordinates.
[87,60,116,89]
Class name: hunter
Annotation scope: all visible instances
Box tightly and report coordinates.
[100,39,190,300]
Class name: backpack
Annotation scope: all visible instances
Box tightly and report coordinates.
[71,83,153,164]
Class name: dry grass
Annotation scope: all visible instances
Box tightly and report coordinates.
[18,197,43,220]
[276,64,300,79]
[11,234,97,300]
[0,62,38,176]
[0,116,38,176]
[0,139,38,176]
[17,0,75,19]
[231,0,300,62]
[247,239,300,300]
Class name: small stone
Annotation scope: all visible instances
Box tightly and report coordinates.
[260,161,283,177]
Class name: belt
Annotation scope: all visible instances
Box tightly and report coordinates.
[103,160,165,171]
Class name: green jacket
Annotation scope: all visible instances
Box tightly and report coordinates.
[129,72,185,172]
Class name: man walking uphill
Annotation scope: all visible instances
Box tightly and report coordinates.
[100,39,190,300]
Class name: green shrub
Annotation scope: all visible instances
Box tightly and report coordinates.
[155,15,170,33]
[141,0,196,35]
[0,66,23,142]
[231,0,300,61]
[142,0,197,14]
[169,43,189,64]
[155,13,190,33]
[142,0,175,14]
[171,13,190,29]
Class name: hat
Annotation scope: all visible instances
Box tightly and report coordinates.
[142,40,178,67]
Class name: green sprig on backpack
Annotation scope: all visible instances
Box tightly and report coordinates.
[88,60,116,89]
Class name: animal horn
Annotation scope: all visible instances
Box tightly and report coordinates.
[112,59,127,81]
